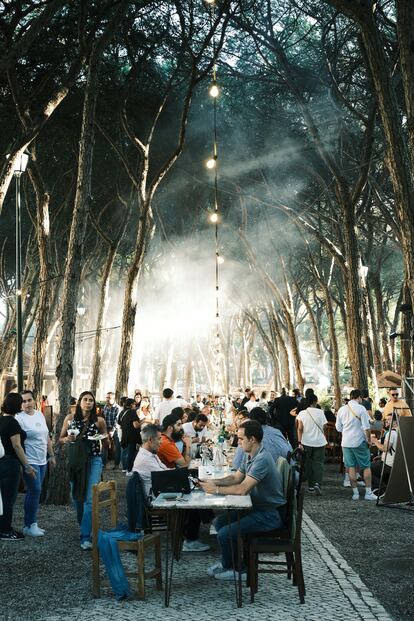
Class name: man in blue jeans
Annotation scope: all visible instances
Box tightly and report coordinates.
[200,420,286,580]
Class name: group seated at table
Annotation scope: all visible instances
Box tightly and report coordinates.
[132,416,288,581]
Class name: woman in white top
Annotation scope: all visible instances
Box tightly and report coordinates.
[15,390,55,536]
[296,394,327,494]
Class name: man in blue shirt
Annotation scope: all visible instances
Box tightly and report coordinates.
[200,420,286,581]
[232,407,292,470]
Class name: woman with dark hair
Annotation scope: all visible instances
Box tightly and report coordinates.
[0,393,36,541]
[59,391,107,549]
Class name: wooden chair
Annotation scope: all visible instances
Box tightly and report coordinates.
[92,480,162,600]
[247,488,306,604]
[325,422,342,467]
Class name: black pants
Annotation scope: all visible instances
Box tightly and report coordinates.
[184,509,214,541]
[0,456,21,533]
[371,460,391,491]
[125,443,138,472]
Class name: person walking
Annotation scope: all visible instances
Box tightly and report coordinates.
[336,389,377,501]
[16,390,55,536]
[59,391,107,549]
[0,393,36,541]
[296,393,327,495]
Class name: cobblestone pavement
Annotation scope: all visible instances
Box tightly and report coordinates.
[40,512,392,621]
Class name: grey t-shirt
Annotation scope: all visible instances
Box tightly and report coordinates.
[239,445,286,511]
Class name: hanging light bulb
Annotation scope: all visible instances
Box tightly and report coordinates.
[209,83,219,98]
[217,255,224,265]
[205,0,216,4]
[210,212,218,223]
[206,156,217,169]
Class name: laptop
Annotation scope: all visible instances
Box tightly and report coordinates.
[151,468,191,496]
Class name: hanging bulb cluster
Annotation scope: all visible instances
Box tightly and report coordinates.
[204,0,222,392]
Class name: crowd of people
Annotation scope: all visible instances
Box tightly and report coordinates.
[0,383,411,561]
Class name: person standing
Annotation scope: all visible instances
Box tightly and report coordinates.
[382,388,412,420]
[296,394,327,495]
[336,389,377,501]
[59,391,107,549]
[153,388,190,425]
[102,392,121,468]
[0,393,36,541]
[15,390,55,536]
[269,387,298,447]
[119,398,141,473]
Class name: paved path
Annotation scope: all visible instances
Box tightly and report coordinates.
[41,513,392,621]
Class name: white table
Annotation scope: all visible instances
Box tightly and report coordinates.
[153,490,252,607]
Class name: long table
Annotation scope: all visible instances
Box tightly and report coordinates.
[152,489,252,607]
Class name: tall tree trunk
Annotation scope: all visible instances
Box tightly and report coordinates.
[90,245,116,395]
[26,163,52,394]
[323,286,342,410]
[115,212,154,398]
[371,272,393,370]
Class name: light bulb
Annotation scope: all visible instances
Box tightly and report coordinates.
[205,0,216,4]
[210,212,218,223]
[217,255,224,264]
[206,156,216,169]
[209,83,219,98]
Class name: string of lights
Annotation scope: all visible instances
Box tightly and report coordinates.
[205,0,222,392]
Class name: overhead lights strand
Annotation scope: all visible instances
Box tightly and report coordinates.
[205,0,222,392]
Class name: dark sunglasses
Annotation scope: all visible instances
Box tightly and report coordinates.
[390,393,398,397]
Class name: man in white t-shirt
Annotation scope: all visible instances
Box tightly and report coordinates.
[183,414,208,456]
[296,398,327,495]
[153,388,190,425]
[336,389,376,501]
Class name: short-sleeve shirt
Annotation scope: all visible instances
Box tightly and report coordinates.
[336,401,371,447]
[157,433,182,468]
[296,408,327,447]
[182,421,208,441]
[0,415,26,459]
[238,445,286,511]
[16,410,49,465]
[382,399,412,419]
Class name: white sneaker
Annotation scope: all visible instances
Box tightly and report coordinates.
[182,539,210,552]
[23,523,45,537]
[214,569,247,581]
[343,478,351,488]
[207,562,224,577]
[126,472,133,477]
[364,492,378,501]
[357,480,366,487]
[352,493,359,501]
[80,541,93,550]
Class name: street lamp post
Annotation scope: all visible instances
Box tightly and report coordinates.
[8,152,29,391]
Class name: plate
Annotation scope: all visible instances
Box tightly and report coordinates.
[163,493,179,500]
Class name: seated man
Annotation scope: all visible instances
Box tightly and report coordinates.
[183,413,208,457]
[157,413,192,468]
[371,414,398,494]
[200,420,286,580]
[133,424,209,552]
[232,407,292,470]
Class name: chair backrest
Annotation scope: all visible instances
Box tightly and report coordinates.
[293,488,305,544]
[126,472,151,532]
[284,467,296,539]
[92,480,118,546]
[325,422,339,444]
